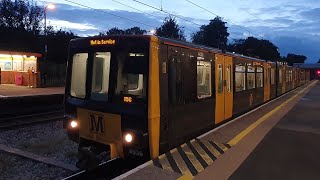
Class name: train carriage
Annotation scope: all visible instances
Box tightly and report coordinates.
[63,35,309,169]
[285,66,294,91]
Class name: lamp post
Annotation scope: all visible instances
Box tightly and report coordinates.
[42,3,55,87]
[44,3,55,54]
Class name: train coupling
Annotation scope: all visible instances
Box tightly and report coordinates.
[76,146,110,170]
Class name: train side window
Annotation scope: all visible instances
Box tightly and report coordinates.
[247,65,256,89]
[279,69,283,83]
[197,61,212,98]
[91,52,111,101]
[235,65,246,92]
[70,53,88,98]
[218,64,223,93]
[227,65,231,92]
[271,68,275,85]
[256,67,263,88]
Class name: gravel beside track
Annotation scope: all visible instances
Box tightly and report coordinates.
[0,151,73,180]
[0,120,78,165]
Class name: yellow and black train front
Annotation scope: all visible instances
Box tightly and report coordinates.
[64,36,160,167]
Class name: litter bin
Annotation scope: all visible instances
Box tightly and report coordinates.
[15,74,23,85]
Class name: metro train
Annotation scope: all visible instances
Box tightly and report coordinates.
[63,35,310,168]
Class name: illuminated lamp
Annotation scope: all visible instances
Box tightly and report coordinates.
[12,55,23,59]
[150,29,156,35]
[47,4,56,10]
[70,120,78,128]
[124,133,133,143]
[317,70,320,75]
[0,54,12,58]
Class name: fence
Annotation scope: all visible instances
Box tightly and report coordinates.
[40,62,66,87]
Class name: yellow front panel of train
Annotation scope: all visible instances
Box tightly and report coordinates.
[77,108,122,145]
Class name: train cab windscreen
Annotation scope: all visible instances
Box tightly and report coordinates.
[68,45,148,103]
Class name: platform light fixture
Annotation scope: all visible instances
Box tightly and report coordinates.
[44,3,56,61]
[150,29,156,35]
[47,3,56,10]
[0,54,12,58]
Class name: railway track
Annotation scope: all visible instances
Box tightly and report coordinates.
[63,158,142,180]
[0,109,64,129]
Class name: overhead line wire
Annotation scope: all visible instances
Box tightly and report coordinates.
[63,0,155,28]
[110,0,195,33]
[185,0,264,39]
[131,0,203,27]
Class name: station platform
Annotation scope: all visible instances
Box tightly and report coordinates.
[115,80,319,180]
[0,84,64,98]
[0,84,64,116]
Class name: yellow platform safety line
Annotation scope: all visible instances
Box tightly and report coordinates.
[176,81,317,180]
[228,80,318,146]
[177,172,193,180]
[177,81,318,180]
[154,81,317,180]
[152,139,230,180]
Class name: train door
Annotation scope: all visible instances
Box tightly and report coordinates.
[282,67,286,93]
[215,54,233,124]
[264,62,270,102]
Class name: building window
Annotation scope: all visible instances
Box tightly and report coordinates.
[256,67,263,88]
[24,59,37,72]
[197,61,211,98]
[235,65,246,92]
[0,60,12,70]
[247,65,256,89]
[13,59,23,71]
[70,53,88,98]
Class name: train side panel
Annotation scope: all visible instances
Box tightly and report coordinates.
[158,41,215,151]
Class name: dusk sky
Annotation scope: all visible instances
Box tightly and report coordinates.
[38,0,319,62]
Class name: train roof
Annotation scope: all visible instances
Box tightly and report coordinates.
[71,35,277,64]
[157,36,275,64]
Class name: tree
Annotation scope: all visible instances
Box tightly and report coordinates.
[317,59,320,63]
[125,27,147,35]
[283,53,307,66]
[100,27,125,35]
[0,0,44,52]
[156,16,185,40]
[192,17,229,50]
[100,26,146,35]
[46,27,77,63]
[0,0,43,34]
[228,37,280,61]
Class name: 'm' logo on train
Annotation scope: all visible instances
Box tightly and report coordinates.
[89,114,105,134]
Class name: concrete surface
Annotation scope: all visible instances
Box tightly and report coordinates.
[0,84,64,97]
[118,81,318,180]
[229,82,320,180]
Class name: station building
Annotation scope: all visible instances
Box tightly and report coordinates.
[0,51,41,87]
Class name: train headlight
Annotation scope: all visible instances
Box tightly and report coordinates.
[70,120,78,128]
[124,133,133,143]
